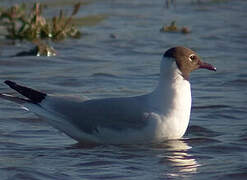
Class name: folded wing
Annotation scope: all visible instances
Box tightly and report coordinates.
[40,95,149,135]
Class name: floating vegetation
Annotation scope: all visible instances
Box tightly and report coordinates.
[160,21,178,32]
[0,2,81,41]
[0,2,99,56]
[160,21,191,34]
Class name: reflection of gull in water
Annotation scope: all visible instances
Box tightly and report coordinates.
[156,140,199,177]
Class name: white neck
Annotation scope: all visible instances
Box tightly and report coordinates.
[151,57,190,105]
[148,57,192,139]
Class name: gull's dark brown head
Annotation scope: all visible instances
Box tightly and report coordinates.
[163,46,216,80]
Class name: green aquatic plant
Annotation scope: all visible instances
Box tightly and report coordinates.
[51,3,81,41]
[160,21,179,32]
[160,21,191,34]
[0,2,107,56]
[0,2,81,41]
[0,2,84,56]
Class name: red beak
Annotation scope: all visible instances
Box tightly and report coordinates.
[199,61,216,71]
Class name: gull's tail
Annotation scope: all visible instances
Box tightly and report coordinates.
[2,80,46,104]
[0,80,46,105]
[0,80,90,143]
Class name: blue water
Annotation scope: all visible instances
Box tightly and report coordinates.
[0,0,247,179]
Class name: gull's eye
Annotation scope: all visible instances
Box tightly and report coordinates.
[189,54,196,62]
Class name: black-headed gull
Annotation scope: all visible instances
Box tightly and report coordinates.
[0,47,216,144]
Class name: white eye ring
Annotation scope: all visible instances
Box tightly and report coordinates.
[189,54,196,62]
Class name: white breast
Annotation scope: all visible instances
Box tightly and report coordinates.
[147,57,192,140]
[161,78,191,139]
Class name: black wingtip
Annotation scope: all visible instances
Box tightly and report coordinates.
[4,80,46,104]
[5,80,16,88]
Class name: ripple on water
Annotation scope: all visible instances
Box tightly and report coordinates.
[201,143,247,155]
[223,79,247,87]
[90,72,120,78]
[1,167,67,180]
[186,125,223,138]
[216,172,247,180]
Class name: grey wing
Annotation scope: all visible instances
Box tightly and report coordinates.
[41,95,149,134]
